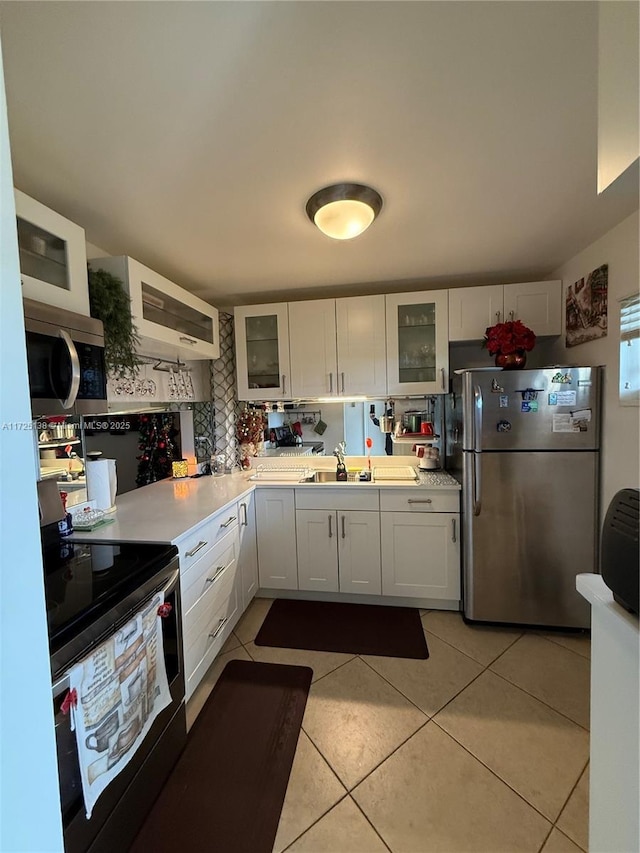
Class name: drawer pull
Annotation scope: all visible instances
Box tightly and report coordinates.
[328,514,333,538]
[220,515,237,528]
[407,499,432,504]
[341,515,346,539]
[185,540,208,557]
[179,336,197,345]
[205,563,229,584]
[240,502,248,526]
[208,617,228,640]
[451,519,457,543]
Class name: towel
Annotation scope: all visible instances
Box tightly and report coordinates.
[68,589,172,818]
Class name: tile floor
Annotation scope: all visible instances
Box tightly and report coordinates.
[187,599,591,853]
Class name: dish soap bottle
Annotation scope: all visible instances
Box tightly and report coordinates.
[58,491,73,537]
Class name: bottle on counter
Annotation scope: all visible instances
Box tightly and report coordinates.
[58,491,73,537]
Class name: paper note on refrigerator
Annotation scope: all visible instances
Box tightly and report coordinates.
[552,414,579,433]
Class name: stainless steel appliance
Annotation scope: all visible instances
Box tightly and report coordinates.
[447,366,601,628]
[24,298,108,416]
[43,521,185,852]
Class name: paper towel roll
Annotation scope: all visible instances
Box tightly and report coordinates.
[86,459,117,512]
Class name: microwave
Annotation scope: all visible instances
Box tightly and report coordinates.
[23,298,108,416]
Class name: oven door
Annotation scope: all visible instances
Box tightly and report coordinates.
[53,565,185,853]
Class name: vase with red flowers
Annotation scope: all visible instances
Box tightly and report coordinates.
[483,320,536,369]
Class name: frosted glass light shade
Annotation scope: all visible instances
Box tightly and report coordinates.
[306,183,383,241]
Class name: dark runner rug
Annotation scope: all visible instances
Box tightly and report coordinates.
[130,660,313,853]
[255,599,429,659]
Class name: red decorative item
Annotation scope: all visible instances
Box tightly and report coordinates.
[157,602,173,618]
[60,688,77,714]
[483,320,535,369]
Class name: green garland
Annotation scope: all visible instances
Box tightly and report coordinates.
[88,265,141,379]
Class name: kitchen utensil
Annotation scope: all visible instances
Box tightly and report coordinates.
[365,436,372,470]
[404,412,422,433]
[313,418,327,435]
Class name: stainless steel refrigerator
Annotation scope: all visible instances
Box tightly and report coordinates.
[446,366,601,628]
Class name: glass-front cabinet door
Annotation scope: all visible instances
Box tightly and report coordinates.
[15,189,90,316]
[385,290,449,395]
[235,304,291,400]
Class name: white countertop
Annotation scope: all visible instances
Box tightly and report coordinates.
[68,473,254,545]
[576,573,639,638]
[68,468,460,546]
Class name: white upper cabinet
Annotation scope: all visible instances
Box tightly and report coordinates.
[502,280,562,337]
[15,189,90,316]
[385,290,449,395]
[288,294,387,398]
[289,300,338,397]
[336,295,387,396]
[448,285,504,341]
[90,255,219,360]
[448,280,562,341]
[235,303,291,401]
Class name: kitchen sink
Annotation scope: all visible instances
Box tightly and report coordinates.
[313,471,339,482]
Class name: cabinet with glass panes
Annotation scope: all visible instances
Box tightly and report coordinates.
[385,291,449,395]
[234,304,291,400]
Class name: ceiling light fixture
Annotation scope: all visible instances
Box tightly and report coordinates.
[306,183,383,240]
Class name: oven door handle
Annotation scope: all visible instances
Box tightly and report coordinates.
[57,330,81,410]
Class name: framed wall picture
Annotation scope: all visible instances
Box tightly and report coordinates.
[566,263,608,348]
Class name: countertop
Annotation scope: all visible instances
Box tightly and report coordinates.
[68,467,460,546]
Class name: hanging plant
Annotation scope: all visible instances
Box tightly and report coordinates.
[88,265,141,379]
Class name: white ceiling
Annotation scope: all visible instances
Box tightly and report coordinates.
[1,1,637,308]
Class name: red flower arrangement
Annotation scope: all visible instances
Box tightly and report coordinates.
[483,320,536,356]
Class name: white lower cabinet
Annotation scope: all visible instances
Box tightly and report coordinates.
[237,492,258,608]
[296,509,381,594]
[381,511,460,600]
[255,488,298,589]
[380,488,460,601]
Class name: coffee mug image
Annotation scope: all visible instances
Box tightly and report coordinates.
[85,709,119,753]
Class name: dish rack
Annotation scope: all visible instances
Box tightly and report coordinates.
[249,465,314,482]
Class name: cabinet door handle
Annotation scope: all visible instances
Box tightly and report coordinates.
[185,540,208,557]
[220,515,236,528]
[208,617,228,640]
[282,374,287,394]
[341,372,345,393]
[495,311,501,323]
[328,514,333,538]
[441,367,446,391]
[179,336,197,345]
[509,310,515,321]
[329,372,333,393]
[408,498,432,504]
[240,502,248,526]
[205,562,229,584]
[451,519,457,543]
[341,515,346,539]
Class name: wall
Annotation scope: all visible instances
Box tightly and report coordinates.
[0,37,64,852]
[547,210,640,517]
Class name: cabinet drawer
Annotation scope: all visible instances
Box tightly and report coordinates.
[380,490,459,513]
[177,507,239,571]
[185,583,239,693]
[295,488,379,511]
[181,533,237,615]
[183,560,238,673]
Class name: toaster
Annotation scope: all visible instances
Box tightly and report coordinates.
[601,488,639,616]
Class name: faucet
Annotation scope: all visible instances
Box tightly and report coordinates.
[333,441,346,465]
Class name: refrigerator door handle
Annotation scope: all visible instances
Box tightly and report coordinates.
[473,384,483,452]
[473,451,482,516]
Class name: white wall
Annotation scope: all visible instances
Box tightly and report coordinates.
[0,37,64,853]
[548,211,640,518]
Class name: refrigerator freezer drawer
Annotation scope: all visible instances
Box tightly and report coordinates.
[462,450,597,628]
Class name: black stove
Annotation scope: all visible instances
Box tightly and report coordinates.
[41,523,177,657]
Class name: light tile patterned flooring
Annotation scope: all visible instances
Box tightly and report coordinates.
[187,599,591,853]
